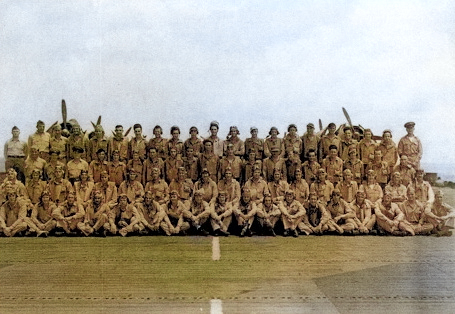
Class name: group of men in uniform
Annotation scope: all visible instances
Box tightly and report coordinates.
[1,119,453,237]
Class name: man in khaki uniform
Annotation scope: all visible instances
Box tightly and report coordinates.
[310,168,334,205]
[165,190,190,235]
[143,147,165,184]
[398,122,422,170]
[336,169,358,203]
[144,167,169,205]
[425,190,455,236]
[280,189,308,237]
[399,187,433,235]
[4,126,28,183]
[393,155,415,187]
[77,191,110,236]
[169,167,194,208]
[244,166,270,205]
[66,146,89,184]
[205,121,224,157]
[219,143,242,181]
[344,147,364,184]
[48,165,74,205]
[209,191,232,236]
[319,123,341,162]
[375,191,415,235]
[322,144,343,184]
[263,146,287,182]
[305,192,331,235]
[52,192,85,234]
[28,120,50,161]
[350,190,376,234]
[302,149,321,184]
[136,190,172,235]
[223,126,244,157]
[284,124,302,158]
[358,129,377,167]
[30,191,58,234]
[49,125,68,162]
[148,125,168,159]
[24,146,47,183]
[378,130,398,175]
[340,127,359,162]
[410,170,434,207]
[325,189,356,234]
[244,127,264,160]
[233,188,259,237]
[366,150,389,188]
[128,124,148,160]
[183,126,203,157]
[108,125,129,162]
[384,172,407,204]
[0,191,35,236]
[264,127,284,158]
[94,171,118,206]
[199,140,220,183]
[217,167,240,207]
[66,124,89,161]
[301,123,319,162]
[256,193,281,236]
[184,189,212,235]
[87,125,109,163]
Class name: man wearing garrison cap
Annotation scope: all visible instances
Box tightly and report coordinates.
[398,122,422,170]
[244,126,264,160]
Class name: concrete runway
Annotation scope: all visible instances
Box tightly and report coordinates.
[1,234,454,314]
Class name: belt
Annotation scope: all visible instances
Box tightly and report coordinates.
[7,156,25,158]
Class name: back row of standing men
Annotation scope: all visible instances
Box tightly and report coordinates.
[5,120,422,187]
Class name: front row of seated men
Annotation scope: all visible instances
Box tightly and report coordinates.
[0,182,453,237]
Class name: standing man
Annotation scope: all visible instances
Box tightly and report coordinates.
[28,120,50,161]
[244,127,264,160]
[4,126,28,183]
[398,122,422,170]
[319,123,341,163]
[109,125,129,162]
[301,123,320,163]
[205,121,224,157]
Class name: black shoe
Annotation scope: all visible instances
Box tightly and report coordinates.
[283,229,289,237]
[240,226,248,237]
[218,229,229,237]
[199,228,209,236]
[292,229,299,238]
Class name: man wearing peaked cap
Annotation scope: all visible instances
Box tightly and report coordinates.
[398,121,422,170]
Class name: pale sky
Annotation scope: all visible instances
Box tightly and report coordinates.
[1,0,454,176]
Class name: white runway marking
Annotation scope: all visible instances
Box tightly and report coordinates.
[210,299,223,314]
[212,237,220,261]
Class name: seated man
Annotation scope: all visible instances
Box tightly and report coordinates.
[424,190,455,236]
[398,187,433,235]
[183,189,212,235]
[48,165,74,205]
[217,167,241,207]
[304,192,331,235]
[0,191,39,237]
[94,171,118,206]
[244,165,269,205]
[144,167,169,206]
[118,169,144,204]
[335,169,358,203]
[209,191,231,236]
[350,190,376,234]
[77,191,110,236]
[361,169,383,205]
[52,192,85,235]
[165,190,190,235]
[136,190,172,235]
[233,187,259,237]
[325,189,356,234]
[256,193,281,236]
[384,172,407,204]
[375,192,415,235]
[310,168,334,205]
[280,189,308,237]
[31,191,58,235]
[169,167,194,208]
[112,194,144,237]
[267,168,289,204]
